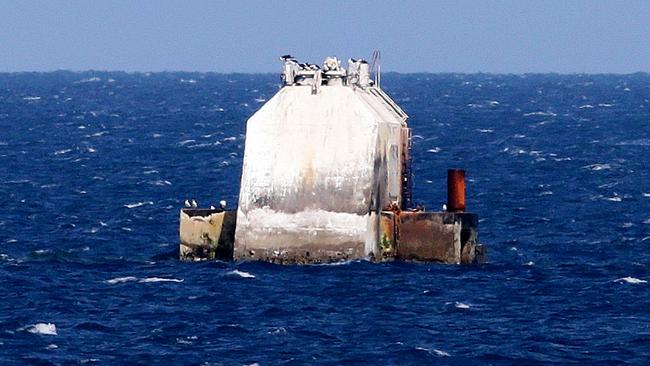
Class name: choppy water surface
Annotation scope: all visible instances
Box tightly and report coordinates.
[1,72,649,364]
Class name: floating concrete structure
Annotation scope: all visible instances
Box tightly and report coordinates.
[179,55,486,264]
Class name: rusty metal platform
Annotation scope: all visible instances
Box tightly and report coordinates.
[380,210,486,264]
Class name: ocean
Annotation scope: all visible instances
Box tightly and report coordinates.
[0,71,649,364]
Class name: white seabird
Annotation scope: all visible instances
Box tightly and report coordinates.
[219,200,227,209]
[184,200,191,208]
[191,199,198,208]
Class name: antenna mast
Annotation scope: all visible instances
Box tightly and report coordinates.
[371,50,381,88]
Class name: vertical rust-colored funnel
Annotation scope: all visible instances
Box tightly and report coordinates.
[447,169,466,212]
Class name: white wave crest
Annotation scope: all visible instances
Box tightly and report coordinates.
[605,196,622,202]
[80,359,100,363]
[178,139,196,146]
[27,323,57,335]
[75,77,102,83]
[151,180,172,186]
[313,259,356,266]
[455,302,470,309]
[416,347,450,357]
[523,111,557,117]
[124,201,153,209]
[583,163,611,171]
[433,349,451,357]
[615,277,647,284]
[54,149,73,155]
[227,270,255,278]
[105,276,138,284]
[617,139,650,146]
[139,277,184,283]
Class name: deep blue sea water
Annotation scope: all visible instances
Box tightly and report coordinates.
[1,72,649,364]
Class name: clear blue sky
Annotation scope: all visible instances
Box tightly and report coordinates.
[2,0,649,73]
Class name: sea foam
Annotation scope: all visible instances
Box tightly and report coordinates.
[105,276,138,284]
[124,201,153,209]
[26,323,57,335]
[415,347,450,357]
[615,277,647,284]
[227,270,255,278]
[139,277,184,283]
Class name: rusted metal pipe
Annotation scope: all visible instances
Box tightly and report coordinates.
[447,169,466,212]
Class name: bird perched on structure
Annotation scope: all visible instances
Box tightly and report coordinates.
[209,205,216,210]
[191,199,198,208]
[442,204,447,211]
[219,200,227,209]
[184,200,191,208]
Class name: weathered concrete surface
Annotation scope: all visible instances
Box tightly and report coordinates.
[456,212,482,264]
[179,207,485,264]
[234,83,408,263]
[473,244,488,265]
[179,209,236,261]
[235,239,365,264]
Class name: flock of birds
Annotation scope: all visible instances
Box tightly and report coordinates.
[183,199,227,210]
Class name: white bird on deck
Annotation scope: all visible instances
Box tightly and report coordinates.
[184,199,191,208]
[209,205,216,210]
[191,199,198,208]
[219,200,227,209]
[442,204,447,211]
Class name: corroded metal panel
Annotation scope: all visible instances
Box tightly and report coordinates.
[396,212,461,264]
[396,211,484,264]
[447,169,466,212]
[179,209,236,261]
[456,212,483,264]
[400,127,413,209]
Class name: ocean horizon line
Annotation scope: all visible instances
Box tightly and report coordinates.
[1,69,649,77]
